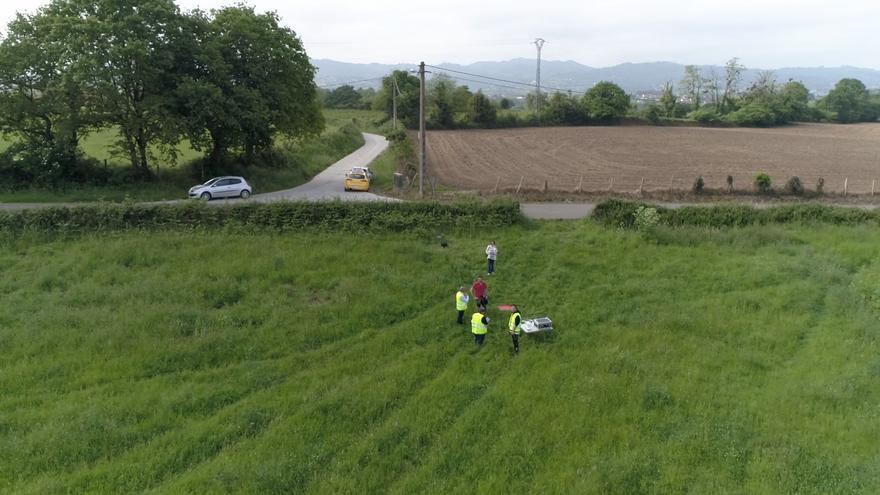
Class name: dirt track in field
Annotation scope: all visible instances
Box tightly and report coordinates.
[425,123,880,194]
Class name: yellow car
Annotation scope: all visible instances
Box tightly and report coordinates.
[344,172,370,192]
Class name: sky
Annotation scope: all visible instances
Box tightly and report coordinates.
[2,0,879,70]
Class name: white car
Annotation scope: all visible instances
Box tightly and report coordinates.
[348,166,374,180]
[188,176,253,200]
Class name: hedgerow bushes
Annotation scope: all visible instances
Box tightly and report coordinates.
[593,199,879,228]
[0,200,521,236]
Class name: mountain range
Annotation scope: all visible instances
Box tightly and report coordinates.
[313,58,880,97]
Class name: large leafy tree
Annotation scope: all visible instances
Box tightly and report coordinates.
[822,78,871,123]
[177,6,323,167]
[373,70,420,128]
[38,0,189,178]
[324,85,362,109]
[469,90,496,125]
[582,81,630,121]
[0,11,90,182]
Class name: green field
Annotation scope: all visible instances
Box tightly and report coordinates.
[1,218,878,493]
[0,109,386,203]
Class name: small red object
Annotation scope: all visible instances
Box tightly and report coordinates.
[496,305,516,311]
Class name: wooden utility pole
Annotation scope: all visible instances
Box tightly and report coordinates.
[418,61,426,197]
[392,75,398,130]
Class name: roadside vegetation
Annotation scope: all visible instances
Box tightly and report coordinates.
[1,207,879,493]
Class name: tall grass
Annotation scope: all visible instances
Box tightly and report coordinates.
[1,222,879,493]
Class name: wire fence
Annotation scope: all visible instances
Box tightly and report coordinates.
[480,172,880,195]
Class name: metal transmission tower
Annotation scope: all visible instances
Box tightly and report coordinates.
[533,38,546,115]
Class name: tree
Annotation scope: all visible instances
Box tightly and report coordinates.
[39,0,191,178]
[720,58,745,114]
[452,85,473,114]
[582,82,630,121]
[680,65,705,110]
[324,85,362,109]
[373,70,420,128]
[177,6,323,169]
[499,98,513,110]
[428,74,455,128]
[543,92,588,125]
[659,81,677,118]
[0,11,86,182]
[822,78,871,123]
[469,90,496,125]
[778,80,811,122]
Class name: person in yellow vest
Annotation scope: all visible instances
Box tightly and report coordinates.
[455,286,469,324]
[508,305,522,354]
[471,308,489,345]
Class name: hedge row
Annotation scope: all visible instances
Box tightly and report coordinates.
[0,200,521,235]
[593,199,879,228]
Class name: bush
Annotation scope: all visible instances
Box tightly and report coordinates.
[754,173,772,194]
[592,199,649,228]
[785,176,804,196]
[643,104,662,124]
[0,200,522,236]
[816,177,825,195]
[692,176,705,194]
[633,206,660,231]
[688,108,721,124]
[728,102,777,126]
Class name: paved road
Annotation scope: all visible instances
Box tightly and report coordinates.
[253,132,391,202]
[0,133,391,211]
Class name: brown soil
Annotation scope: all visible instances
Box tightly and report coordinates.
[424,123,880,194]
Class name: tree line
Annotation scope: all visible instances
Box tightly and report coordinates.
[364,60,879,130]
[651,58,880,126]
[0,0,322,186]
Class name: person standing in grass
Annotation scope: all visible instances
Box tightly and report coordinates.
[508,305,522,354]
[471,276,488,309]
[485,241,497,275]
[471,307,489,345]
[455,286,469,324]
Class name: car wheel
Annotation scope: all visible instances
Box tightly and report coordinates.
[200,192,211,201]
[240,189,251,199]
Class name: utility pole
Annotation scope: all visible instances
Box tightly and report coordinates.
[418,61,426,197]
[533,38,545,117]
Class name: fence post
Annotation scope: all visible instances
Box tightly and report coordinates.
[669,175,675,190]
[576,175,583,193]
[872,179,875,196]
[608,177,614,191]
[492,175,501,194]
[638,177,644,195]
[844,177,848,196]
[515,176,524,194]
[543,177,548,193]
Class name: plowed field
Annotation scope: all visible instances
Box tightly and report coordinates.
[425,123,880,193]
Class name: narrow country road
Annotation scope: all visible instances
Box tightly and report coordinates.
[252,132,391,202]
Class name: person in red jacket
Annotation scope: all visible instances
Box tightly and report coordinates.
[471,276,488,310]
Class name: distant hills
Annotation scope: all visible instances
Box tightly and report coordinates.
[312,58,880,97]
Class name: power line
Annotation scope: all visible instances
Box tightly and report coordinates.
[318,77,385,89]
[429,71,532,92]
[424,64,582,94]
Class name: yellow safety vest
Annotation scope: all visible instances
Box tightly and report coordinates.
[471,313,488,335]
[508,312,521,334]
[455,291,468,311]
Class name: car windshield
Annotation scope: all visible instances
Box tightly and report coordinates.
[202,178,221,186]
[349,174,366,180]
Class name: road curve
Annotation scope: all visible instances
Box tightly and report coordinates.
[252,132,391,202]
